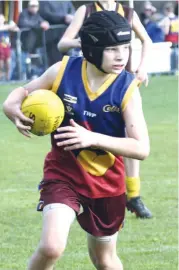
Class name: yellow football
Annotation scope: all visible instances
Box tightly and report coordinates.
[21,90,65,136]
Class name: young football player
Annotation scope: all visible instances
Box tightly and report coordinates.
[3,11,150,270]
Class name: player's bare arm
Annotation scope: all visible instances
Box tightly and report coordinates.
[96,88,150,160]
[132,11,152,86]
[3,62,61,137]
[55,88,150,160]
[57,5,86,52]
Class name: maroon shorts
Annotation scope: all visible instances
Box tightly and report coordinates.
[37,179,126,237]
[0,44,11,60]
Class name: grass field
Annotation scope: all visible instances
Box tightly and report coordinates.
[0,76,178,270]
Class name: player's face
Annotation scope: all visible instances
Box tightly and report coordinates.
[28,4,39,14]
[101,44,130,74]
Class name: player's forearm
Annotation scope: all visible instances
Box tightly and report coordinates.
[0,25,12,31]
[57,38,81,52]
[3,87,26,117]
[3,87,27,107]
[93,133,150,160]
[138,39,152,69]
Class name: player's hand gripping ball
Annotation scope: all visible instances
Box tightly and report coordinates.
[21,90,65,136]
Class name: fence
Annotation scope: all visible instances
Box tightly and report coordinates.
[0,24,67,81]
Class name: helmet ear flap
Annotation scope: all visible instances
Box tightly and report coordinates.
[81,44,104,72]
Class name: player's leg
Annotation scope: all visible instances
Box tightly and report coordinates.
[125,53,152,219]
[0,59,4,80]
[4,57,11,80]
[27,203,75,270]
[27,179,80,270]
[0,45,4,79]
[124,56,141,199]
[77,193,125,269]
[124,156,140,199]
[87,233,123,270]
[124,157,152,219]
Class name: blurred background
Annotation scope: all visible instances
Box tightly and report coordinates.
[0,0,178,81]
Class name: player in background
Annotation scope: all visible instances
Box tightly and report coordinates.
[58,0,153,218]
[0,14,19,80]
[160,2,179,73]
[3,11,150,270]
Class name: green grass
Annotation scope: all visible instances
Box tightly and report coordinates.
[0,76,178,270]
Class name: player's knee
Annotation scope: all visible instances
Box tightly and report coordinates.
[38,242,66,260]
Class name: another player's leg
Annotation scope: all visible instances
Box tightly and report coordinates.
[87,233,123,270]
[125,51,152,219]
[0,59,4,80]
[4,57,11,81]
[124,157,152,218]
[27,203,75,270]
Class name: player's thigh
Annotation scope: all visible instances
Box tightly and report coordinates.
[39,203,76,255]
[0,59,4,69]
[5,57,11,68]
[87,233,118,265]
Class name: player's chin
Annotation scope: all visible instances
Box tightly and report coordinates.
[109,68,124,74]
[105,65,125,74]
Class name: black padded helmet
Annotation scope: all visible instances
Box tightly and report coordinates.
[79,10,131,72]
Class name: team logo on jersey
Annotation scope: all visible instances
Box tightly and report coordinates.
[65,104,74,115]
[103,105,120,113]
[77,149,115,176]
[63,94,77,104]
[84,110,96,118]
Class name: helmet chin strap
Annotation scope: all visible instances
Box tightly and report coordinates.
[97,65,108,74]
[95,56,108,74]
[86,58,108,74]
